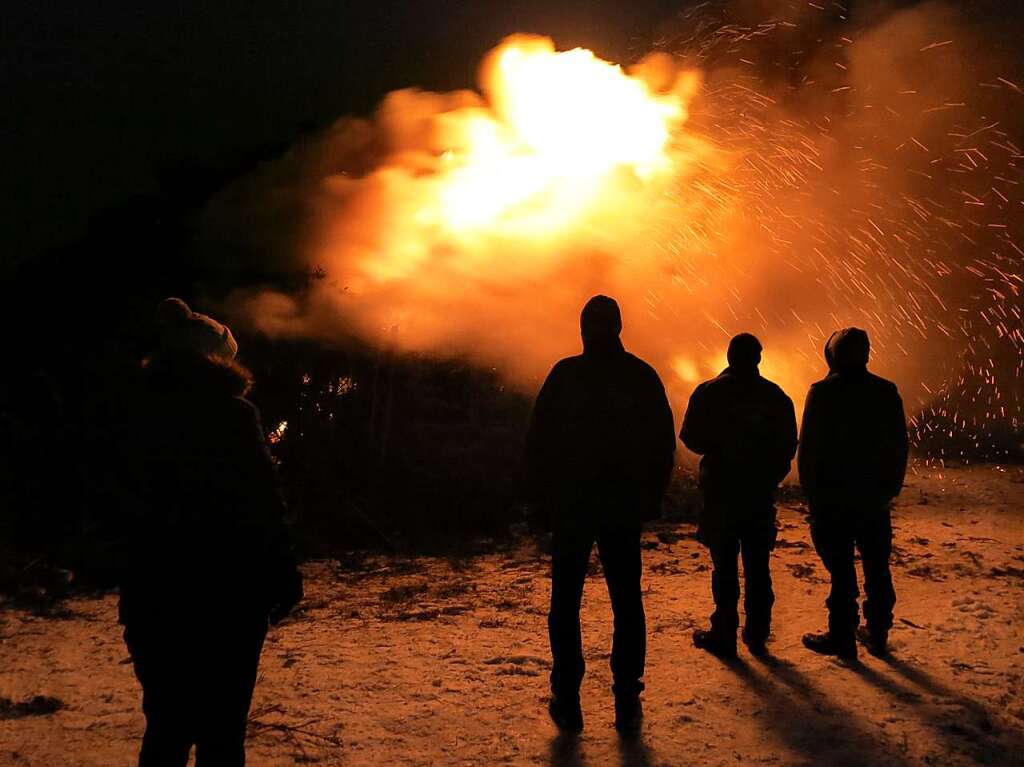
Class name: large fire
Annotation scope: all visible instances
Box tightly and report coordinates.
[439,36,692,233]
[218,6,1024,460]
[347,35,704,287]
[232,35,729,386]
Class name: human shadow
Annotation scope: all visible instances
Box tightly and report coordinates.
[547,728,655,767]
[616,731,655,767]
[729,653,916,767]
[548,732,585,767]
[848,653,1024,766]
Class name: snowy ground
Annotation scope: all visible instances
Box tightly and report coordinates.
[1,464,1022,766]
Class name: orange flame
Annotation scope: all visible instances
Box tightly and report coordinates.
[346,36,705,288]
[226,15,1019,456]
[436,36,689,234]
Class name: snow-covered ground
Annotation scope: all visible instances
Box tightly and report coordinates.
[1,465,1022,766]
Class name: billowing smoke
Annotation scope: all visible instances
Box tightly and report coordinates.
[203,1,1024,455]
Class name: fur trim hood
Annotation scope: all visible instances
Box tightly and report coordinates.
[143,350,253,399]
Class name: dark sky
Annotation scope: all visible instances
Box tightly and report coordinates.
[2,1,681,261]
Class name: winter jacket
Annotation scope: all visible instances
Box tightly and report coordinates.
[118,351,301,626]
[798,329,909,511]
[526,337,676,525]
[679,366,797,541]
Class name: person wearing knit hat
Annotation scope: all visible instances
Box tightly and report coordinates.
[156,297,239,361]
[119,297,302,766]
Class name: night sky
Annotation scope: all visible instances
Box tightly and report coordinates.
[2,1,681,262]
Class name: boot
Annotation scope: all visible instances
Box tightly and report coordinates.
[856,626,888,657]
[614,694,643,734]
[802,631,857,660]
[548,694,584,732]
[741,627,769,657]
[693,628,737,659]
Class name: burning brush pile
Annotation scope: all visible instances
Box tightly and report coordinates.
[182,1,1024,547]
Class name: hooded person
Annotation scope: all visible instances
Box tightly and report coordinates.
[678,333,797,658]
[525,295,675,734]
[119,297,303,767]
[798,327,908,660]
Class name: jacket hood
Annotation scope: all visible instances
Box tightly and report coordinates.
[825,328,870,374]
[580,295,625,356]
[823,333,836,372]
[144,350,253,399]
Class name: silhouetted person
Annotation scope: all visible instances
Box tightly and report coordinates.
[799,328,908,660]
[526,295,675,734]
[679,334,797,658]
[119,298,303,766]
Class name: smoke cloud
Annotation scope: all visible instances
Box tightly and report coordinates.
[203,1,1024,452]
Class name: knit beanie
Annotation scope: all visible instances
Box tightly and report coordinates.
[156,297,238,360]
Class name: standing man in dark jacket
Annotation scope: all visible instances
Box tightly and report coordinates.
[526,295,675,734]
[119,298,303,767]
[799,327,908,660]
[680,334,798,658]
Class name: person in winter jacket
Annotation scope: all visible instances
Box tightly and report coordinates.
[119,297,303,767]
[679,333,797,658]
[525,295,675,733]
[798,327,908,660]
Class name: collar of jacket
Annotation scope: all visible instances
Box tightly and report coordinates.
[721,364,760,379]
[582,335,626,357]
[827,365,869,380]
[145,350,252,398]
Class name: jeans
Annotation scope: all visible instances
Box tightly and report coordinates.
[124,617,267,767]
[708,527,775,640]
[548,522,645,699]
[809,505,896,640]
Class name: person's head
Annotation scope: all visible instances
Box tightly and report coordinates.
[580,295,622,345]
[156,297,238,361]
[147,298,252,396]
[727,333,762,372]
[825,327,870,374]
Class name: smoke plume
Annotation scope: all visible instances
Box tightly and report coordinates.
[203,1,1024,454]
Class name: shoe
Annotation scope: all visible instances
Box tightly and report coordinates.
[802,631,857,660]
[548,694,584,732]
[741,628,769,657]
[692,628,737,659]
[614,696,643,734]
[856,626,888,657]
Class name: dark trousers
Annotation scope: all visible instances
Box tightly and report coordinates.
[548,523,645,699]
[810,506,896,640]
[708,530,775,640]
[124,617,267,767]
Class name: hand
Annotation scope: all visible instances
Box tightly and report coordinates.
[268,567,304,625]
